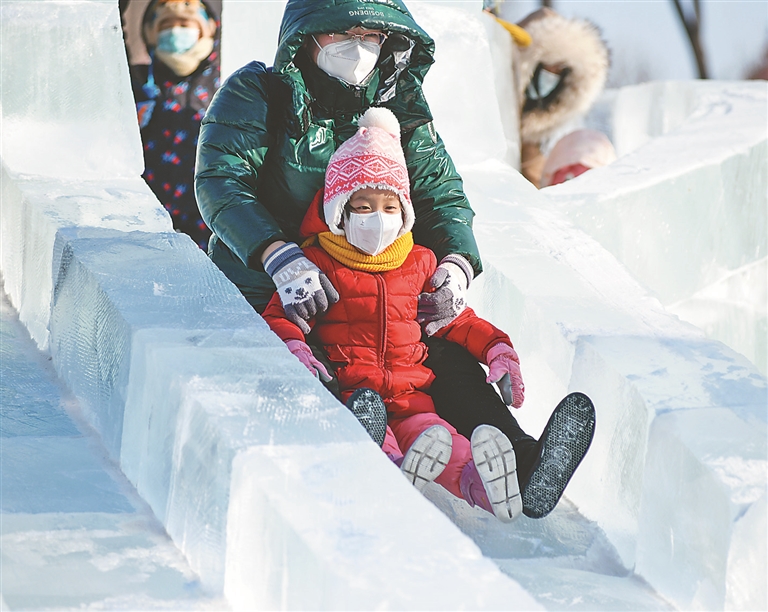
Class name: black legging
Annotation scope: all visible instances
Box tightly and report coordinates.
[422,335,539,480]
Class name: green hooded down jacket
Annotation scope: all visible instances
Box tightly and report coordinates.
[195,0,482,310]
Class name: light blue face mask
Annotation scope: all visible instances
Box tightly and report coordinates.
[157,26,200,54]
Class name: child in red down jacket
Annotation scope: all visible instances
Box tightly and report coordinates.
[262,108,526,522]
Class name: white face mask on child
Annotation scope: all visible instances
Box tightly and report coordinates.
[345,211,402,256]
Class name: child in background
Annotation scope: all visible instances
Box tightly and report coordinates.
[539,128,617,188]
[262,108,527,522]
[132,0,220,249]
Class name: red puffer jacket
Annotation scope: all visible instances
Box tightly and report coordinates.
[262,194,512,416]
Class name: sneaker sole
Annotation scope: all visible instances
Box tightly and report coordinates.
[346,388,388,447]
[401,425,453,491]
[471,425,522,522]
[521,392,596,519]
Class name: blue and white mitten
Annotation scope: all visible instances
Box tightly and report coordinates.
[264,243,339,334]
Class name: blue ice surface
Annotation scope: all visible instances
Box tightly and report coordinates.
[0,286,217,612]
[0,294,134,514]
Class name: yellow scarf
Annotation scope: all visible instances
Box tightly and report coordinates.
[302,232,414,272]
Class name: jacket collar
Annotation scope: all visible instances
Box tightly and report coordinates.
[300,189,330,239]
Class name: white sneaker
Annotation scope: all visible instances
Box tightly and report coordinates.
[470,425,522,522]
[401,425,453,491]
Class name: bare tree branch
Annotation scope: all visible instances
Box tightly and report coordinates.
[672,0,709,78]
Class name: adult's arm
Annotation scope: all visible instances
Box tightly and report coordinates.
[195,61,287,270]
[431,307,512,364]
[404,122,483,278]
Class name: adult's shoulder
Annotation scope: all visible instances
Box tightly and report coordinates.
[203,61,273,124]
[224,61,271,86]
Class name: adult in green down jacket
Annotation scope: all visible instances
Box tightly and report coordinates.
[195,0,542,482]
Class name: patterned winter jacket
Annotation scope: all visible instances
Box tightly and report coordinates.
[262,192,511,417]
[195,0,482,311]
[132,0,221,249]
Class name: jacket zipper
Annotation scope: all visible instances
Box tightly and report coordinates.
[376,275,390,391]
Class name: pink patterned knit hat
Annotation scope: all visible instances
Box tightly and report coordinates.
[323,107,414,237]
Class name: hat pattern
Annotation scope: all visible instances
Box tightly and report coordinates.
[324,108,414,237]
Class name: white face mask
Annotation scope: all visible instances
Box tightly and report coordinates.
[345,211,403,256]
[314,36,381,86]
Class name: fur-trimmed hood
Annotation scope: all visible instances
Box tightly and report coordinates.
[516,8,609,145]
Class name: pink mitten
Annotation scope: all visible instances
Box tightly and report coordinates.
[285,339,333,382]
[485,343,525,408]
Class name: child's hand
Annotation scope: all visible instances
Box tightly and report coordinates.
[485,343,525,408]
[418,254,474,335]
[264,243,339,334]
[285,340,333,382]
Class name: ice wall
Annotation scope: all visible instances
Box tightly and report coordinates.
[0,2,539,609]
[410,4,767,610]
[547,80,768,375]
[2,1,766,611]
[535,79,768,607]
[0,2,171,349]
[0,291,222,610]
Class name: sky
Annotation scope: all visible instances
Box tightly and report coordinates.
[497,0,768,86]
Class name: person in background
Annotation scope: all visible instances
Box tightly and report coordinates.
[132,0,220,249]
[539,128,617,188]
[513,8,610,188]
[195,0,595,518]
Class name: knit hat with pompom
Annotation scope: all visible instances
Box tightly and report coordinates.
[323,107,414,237]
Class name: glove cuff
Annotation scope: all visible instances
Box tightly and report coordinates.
[486,342,518,365]
[285,339,311,355]
[264,242,303,278]
[440,254,474,287]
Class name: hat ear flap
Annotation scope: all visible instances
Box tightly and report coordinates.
[398,194,415,237]
[323,193,349,236]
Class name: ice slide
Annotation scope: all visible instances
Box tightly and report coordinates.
[1,1,765,610]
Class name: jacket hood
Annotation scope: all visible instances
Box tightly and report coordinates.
[273,0,436,133]
[516,8,609,145]
[300,190,332,240]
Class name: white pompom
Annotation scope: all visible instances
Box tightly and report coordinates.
[358,107,401,139]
